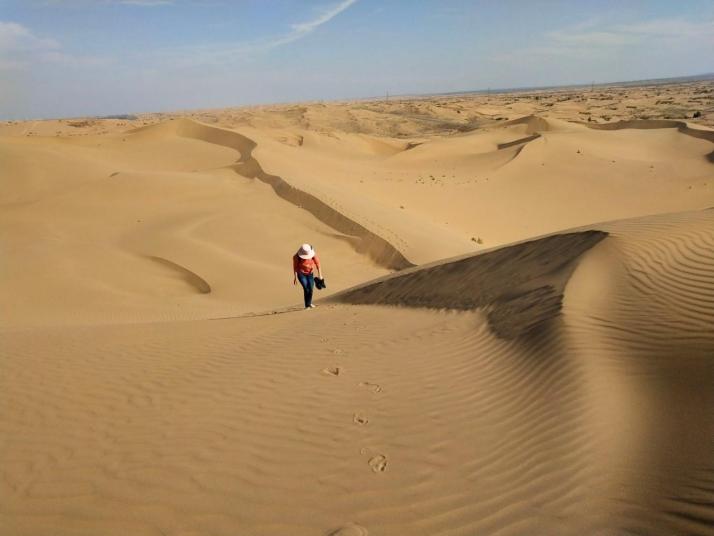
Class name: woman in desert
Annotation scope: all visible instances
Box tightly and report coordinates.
[293,243,323,309]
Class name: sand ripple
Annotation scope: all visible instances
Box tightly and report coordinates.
[2,209,712,535]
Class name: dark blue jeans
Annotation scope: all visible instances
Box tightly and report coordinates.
[297,272,315,308]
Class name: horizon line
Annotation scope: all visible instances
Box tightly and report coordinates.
[4,71,713,122]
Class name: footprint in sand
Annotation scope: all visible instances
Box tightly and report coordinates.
[368,454,388,473]
[353,413,369,425]
[322,367,341,376]
[358,382,382,393]
[329,523,368,536]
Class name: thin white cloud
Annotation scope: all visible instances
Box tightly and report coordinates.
[548,17,714,47]
[496,16,714,62]
[251,0,359,50]
[0,21,59,52]
[41,0,175,5]
[547,29,637,47]
[116,0,174,5]
[0,20,59,69]
[147,0,358,67]
[615,18,714,40]
[35,0,177,5]
[0,20,105,70]
[291,0,358,35]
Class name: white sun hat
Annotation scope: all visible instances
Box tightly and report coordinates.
[297,243,315,260]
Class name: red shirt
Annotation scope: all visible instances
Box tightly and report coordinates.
[293,254,320,275]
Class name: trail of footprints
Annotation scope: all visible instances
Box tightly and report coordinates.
[319,336,388,475]
[319,334,382,535]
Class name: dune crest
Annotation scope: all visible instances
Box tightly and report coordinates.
[583,118,714,161]
[134,118,414,270]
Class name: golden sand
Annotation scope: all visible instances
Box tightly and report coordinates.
[1,81,713,535]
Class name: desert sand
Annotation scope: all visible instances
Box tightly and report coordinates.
[1,80,714,535]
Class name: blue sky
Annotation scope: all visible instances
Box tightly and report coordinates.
[1,0,713,119]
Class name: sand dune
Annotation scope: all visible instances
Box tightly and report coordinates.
[2,209,713,535]
[584,118,714,162]
[0,118,394,326]
[2,83,714,535]
[243,112,714,254]
[332,229,608,337]
[5,112,712,325]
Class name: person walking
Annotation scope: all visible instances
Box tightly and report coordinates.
[293,243,323,309]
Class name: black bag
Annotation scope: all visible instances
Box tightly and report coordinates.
[315,277,326,290]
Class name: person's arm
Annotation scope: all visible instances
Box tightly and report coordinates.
[314,255,323,279]
[292,256,298,285]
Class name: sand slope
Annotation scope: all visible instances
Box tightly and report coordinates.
[0,118,394,327]
[2,208,713,535]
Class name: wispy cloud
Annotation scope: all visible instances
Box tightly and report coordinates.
[547,29,638,47]
[0,20,59,69]
[117,0,174,5]
[291,0,357,37]
[615,17,714,40]
[40,0,175,5]
[233,0,359,51]
[548,17,714,48]
[0,20,105,70]
[148,0,359,68]
[0,21,59,52]
[495,16,714,62]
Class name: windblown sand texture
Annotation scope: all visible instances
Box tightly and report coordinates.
[2,81,714,535]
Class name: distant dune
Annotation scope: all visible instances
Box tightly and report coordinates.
[1,82,713,535]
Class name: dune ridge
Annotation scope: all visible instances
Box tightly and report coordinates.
[583,118,714,161]
[164,118,413,270]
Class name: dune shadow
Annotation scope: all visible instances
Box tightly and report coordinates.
[331,230,607,340]
[146,255,211,294]
[143,118,415,271]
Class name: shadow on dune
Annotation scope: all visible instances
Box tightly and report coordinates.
[146,255,211,294]
[331,230,607,339]
[136,119,414,271]
[496,133,541,150]
[503,114,553,133]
